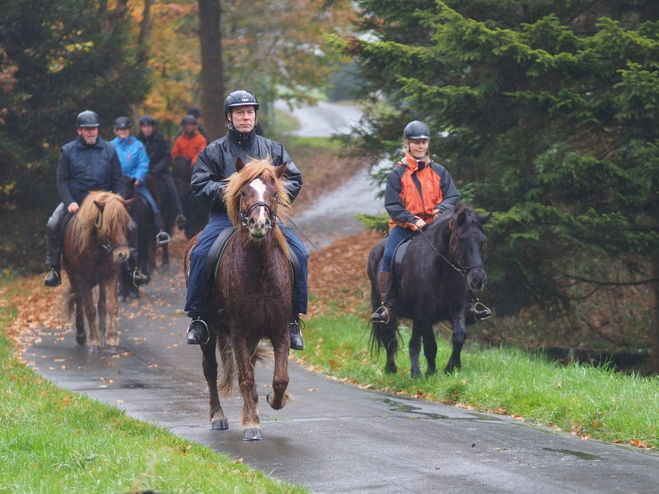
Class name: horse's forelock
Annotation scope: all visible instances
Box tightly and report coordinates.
[224,158,291,226]
[76,191,129,249]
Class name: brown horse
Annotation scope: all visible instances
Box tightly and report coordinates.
[61,191,133,353]
[184,158,293,441]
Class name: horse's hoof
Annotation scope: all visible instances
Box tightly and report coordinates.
[211,418,229,430]
[385,363,397,374]
[88,345,100,354]
[76,334,87,345]
[410,370,421,379]
[106,346,119,355]
[243,428,263,441]
[444,363,461,374]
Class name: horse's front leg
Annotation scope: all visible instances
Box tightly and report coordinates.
[103,276,120,350]
[234,335,262,441]
[445,311,467,374]
[81,288,100,353]
[267,331,290,411]
[201,328,228,430]
[161,244,170,266]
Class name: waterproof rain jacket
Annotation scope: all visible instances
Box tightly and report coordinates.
[137,131,172,175]
[384,151,459,230]
[57,135,125,207]
[111,135,150,182]
[172,132,207,166]
[191,126,302,213]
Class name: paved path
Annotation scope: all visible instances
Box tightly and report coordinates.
[26,265,659,494]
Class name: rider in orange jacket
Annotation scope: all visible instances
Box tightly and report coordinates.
[171,115,207,166]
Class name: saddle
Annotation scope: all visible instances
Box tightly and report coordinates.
[203,227,301,285]
[390,231,418,286]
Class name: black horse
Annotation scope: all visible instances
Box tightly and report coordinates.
[171,155,207,240]
[367,203,491,377]
[119,177,156,301]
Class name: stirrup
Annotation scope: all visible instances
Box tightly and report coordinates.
[370,305,390,324]
[44,268,61,287]
[156,231,171,246]
[187,318,210,345]
[132,268,150,287]
[470,302,492,321]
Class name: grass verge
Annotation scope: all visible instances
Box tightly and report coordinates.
[296,314,659,450]
[0,279,307,494]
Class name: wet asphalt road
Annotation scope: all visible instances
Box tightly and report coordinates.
[26,263,659,494]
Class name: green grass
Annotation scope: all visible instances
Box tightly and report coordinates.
[300,314,659,449]
[0,283,307,494]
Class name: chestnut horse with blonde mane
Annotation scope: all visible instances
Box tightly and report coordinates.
[185,157,294,441]
[61,191,133,353]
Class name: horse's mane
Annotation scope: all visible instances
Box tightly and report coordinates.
[223,159,292,253]
[72,191,131,252]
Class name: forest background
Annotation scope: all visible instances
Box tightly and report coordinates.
[3,0,659,372]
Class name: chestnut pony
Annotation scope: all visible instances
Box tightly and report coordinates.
[61,191,133,353]
[184,158,293,441]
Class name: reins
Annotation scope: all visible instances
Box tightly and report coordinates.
[284,214,365,298]
[417,219,489,313]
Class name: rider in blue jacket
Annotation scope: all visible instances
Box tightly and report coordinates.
[111,117,170,246]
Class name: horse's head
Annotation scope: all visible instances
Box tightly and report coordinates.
[123,176,137,200]
[225,157,290,240]
[448,205,492,292]
[81,191,133,263]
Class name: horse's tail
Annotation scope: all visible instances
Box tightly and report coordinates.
[217,338,236,398]
[369,319,400,356]
[55,279,75,323]
[217,339,274,398]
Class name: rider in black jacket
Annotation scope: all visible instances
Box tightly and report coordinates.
[136,115,186,228]
[184,90,308,350]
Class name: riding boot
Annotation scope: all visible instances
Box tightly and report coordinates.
[154,212,171,246]
[44,265,61,287]
[186,316,210,345]
[371,271,393,323]
[290,316,305,351]
[127,256,150,287]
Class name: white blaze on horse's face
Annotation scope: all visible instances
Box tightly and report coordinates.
[246,178,271,238]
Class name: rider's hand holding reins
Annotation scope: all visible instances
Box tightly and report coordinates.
[411,218,426,231]
[68,202,80,214]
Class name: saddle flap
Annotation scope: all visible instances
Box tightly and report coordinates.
[204,227,237,281]
[390,231,418,286]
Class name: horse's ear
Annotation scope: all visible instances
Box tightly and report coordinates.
[123,198,134,209]
[236,157,245,172]
[94,200,106,212]
[480,212,492,224]
[275,162,287,178]
[457,210,467,226]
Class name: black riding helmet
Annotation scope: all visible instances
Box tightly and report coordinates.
[224,90,259,121]
[139,115,156,126]
[181,114,197,126]
[76,110,101,128]
[114,116,132,129]
[403,120,431,140]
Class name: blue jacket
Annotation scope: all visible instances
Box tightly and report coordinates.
[57,135,125,207]
[111,135,150,182]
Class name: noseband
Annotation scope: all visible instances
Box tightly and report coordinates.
[101,241,129,253]
[239,193,279,228]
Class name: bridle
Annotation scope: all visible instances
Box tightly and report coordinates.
[239,191,279,229]
[417,221,484,278]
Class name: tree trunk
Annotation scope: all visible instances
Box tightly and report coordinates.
[651,257,659,373]
[137,0,153,65]
[198,0,224,142]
